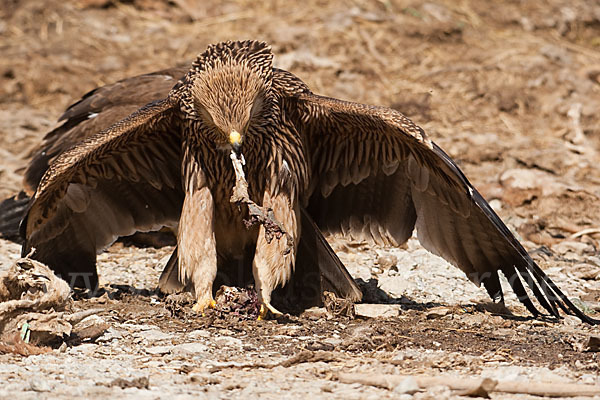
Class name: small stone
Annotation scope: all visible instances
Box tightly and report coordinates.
[571,263,600,280]
[30,377,52,392]
[354,304,401,318]
[146,345,173,355]
[393,377,419,395]
[188,329,211,339]
[323,337,342,347]
[321,384,333,393]
[553,241,592,256]
[377,254,398,270]
[97,327,125,342]
[459,313,486,327]
[139,329,172,341]
[120,323,159,332]
[214,337,243,347]
[171,343,209,356]
[68,343,97,355]
[301,307,327,319]
[72,315,109,341]
[426,307,450,319]
[106,376,149,389]
[562,315,582,327]
[489,199,502,212]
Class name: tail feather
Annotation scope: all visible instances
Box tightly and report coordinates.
[157,247,185,294]
[296,207,363,302]
[0,192,30,242]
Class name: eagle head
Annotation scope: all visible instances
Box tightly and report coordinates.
[178,40,274,153]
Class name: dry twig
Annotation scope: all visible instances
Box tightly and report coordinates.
[336,372,600,397]
[570,228,600,239]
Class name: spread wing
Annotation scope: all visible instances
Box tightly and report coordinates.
[22,98,184,288]
[1,68,186,242]
[23,67,188,194]
[287,87,597,323]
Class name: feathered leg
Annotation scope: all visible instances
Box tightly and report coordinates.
[252,190,300,319]
[178,186,217,312]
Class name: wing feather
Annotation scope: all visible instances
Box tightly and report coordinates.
[23,67,187,194]
[22,98,184,288]
[287,88,597,323]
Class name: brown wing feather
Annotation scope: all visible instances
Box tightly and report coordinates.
[23,67,188,194]
[22,98,184,288]
[289,90,597,323]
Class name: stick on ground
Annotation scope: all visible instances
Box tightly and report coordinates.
[336,372,600,397]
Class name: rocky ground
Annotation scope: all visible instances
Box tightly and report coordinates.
[1,0,600,398]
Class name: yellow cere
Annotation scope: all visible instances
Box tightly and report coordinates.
[229,130,242,145]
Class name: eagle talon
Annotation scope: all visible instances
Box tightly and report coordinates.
[258,302,283,320]
[192,298,216,315]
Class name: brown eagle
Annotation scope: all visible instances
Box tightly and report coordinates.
[3,40,597,323]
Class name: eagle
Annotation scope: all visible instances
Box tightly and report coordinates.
[3,40,597,323]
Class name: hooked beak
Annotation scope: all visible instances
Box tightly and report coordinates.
[229,130,242,155]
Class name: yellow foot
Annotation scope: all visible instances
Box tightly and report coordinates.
[258,302,283,321]
[192,299,216,314]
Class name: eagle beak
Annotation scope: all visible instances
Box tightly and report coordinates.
[229,130,242,155]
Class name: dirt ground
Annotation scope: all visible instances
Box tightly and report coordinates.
[1,0,600,398]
